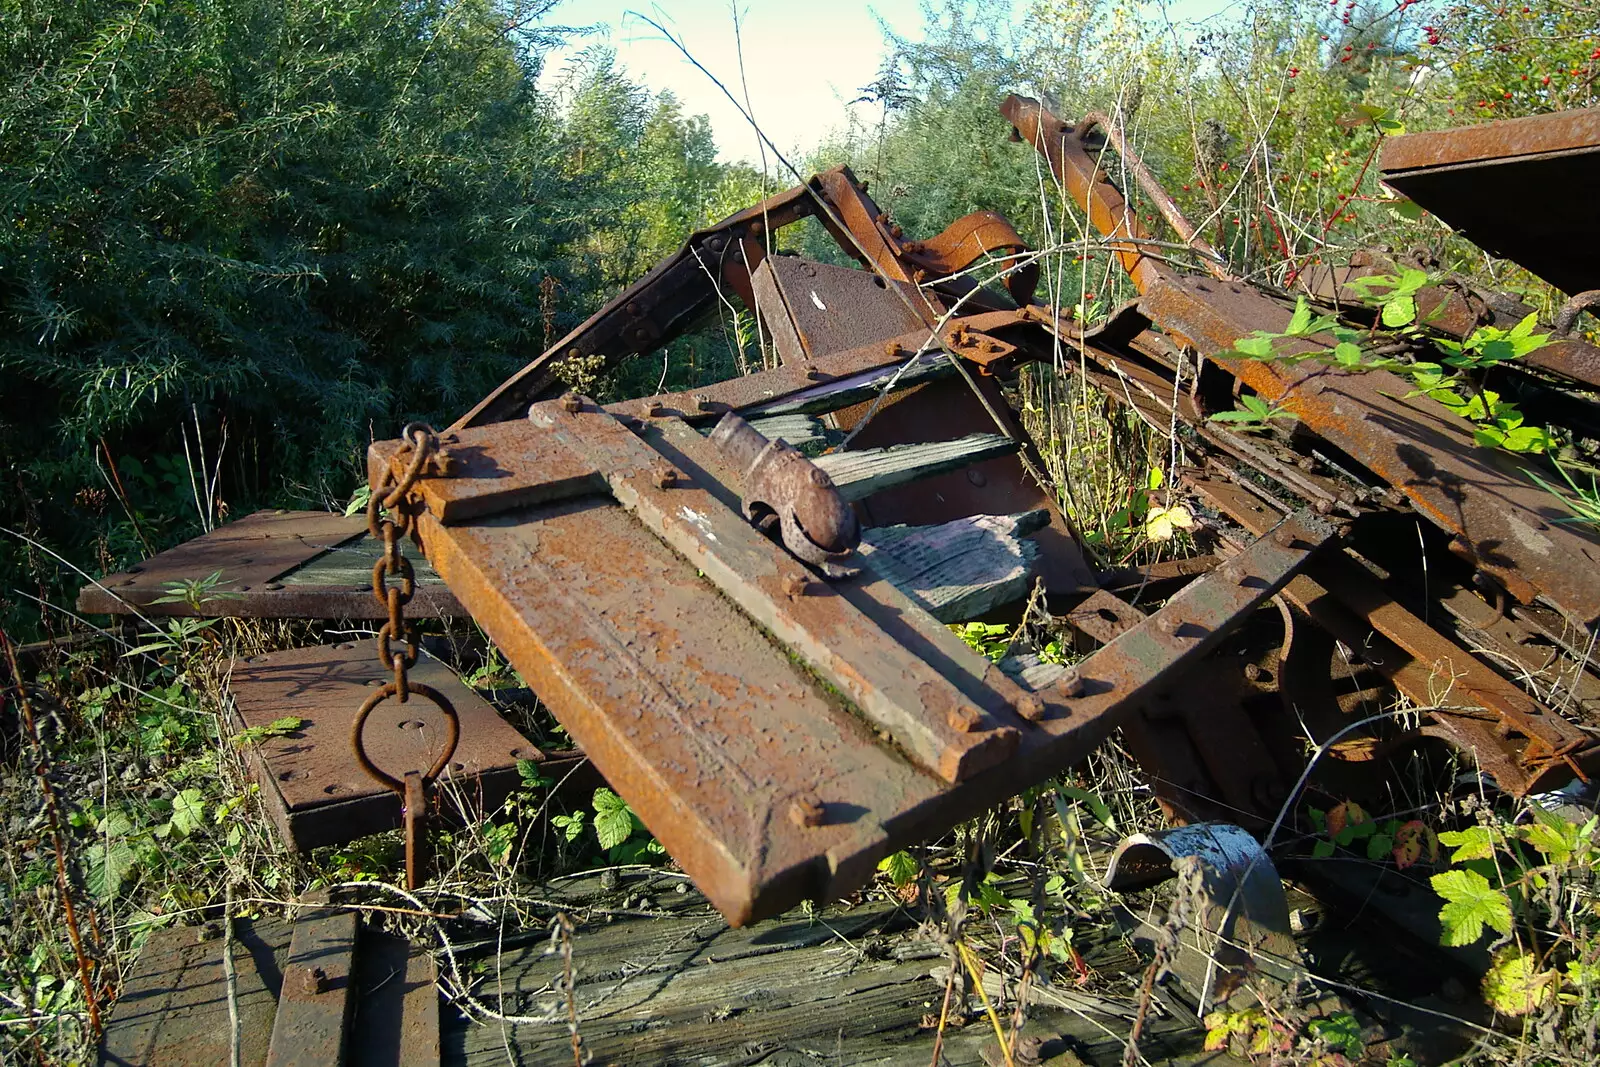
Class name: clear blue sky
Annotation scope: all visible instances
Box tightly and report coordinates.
[540,1,1238,163]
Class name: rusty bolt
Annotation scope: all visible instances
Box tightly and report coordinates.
[695,395,718,412]
[1157,613,1183,635]
[890,224,904,239]
[1243,662,1264,683]
[646,402,667,418]
[782,574,809,597]
[298,966,328,996]
[1057,670,1085,698]
[809,467,832,488]
[789,793,826,828]
[884,341,904,358]
[946,704,984,733]
[1295,455,1317,472]
[654,468,679,489]
[430,449,458,476]
[626,302,641,316]
[561,394,582,414]
[1015,693,1046,722]
[1313,497,1335,515]
[804,365,824,380]
[1272,526,1299,549]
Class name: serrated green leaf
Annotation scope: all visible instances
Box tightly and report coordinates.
[1367,833,1394,861]
[87,840,138,899]
[1382,295,1417,328]
[1431,868,1513,946]
[1438,826,1496,861]
[592,788,634,850]
[877,849,919,888]
[1334,342,1363,366]
[1241,395,1271,418]
[1389,199,1422,221]
[170,789,205,837]
[1232,335,1278,359]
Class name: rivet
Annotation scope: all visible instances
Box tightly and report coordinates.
[1015,694,1046,722]
[1057,671,1084,698]
[626,302,641,316]
[1273,526,1298,549]
[947,704,984,732]
[562,394,582,414]
[654,468,679,489]
[1157,614,1182,635]
[782,575,809,597]
[809,468,831,487]
[884,341,904,358]
[646,402,667,418]
[1243,662,1264,683]
[804,366,824,380]
[695,395,718,412]
[298,966,328,996]
[789,794,826,828]
[264,582,283,591]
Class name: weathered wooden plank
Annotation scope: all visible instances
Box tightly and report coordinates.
[277,531,446,589]
[815,433,1020,502]
[740,412,836,453]
[860,510,1048,622]
[998,651,1068,690]
[444,886,1231,1067]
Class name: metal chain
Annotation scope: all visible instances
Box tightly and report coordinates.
[353,422,460,889]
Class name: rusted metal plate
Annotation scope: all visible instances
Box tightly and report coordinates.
[99,920,290,1067]
[751,255,926,365]
[265,907,358,1067]
[1140,274,1600,628]
[1381,108,1600,296]
[377,410,1332,924]
[78,511,461,619]
[230,640,561,852]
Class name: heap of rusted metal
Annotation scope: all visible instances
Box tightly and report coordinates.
[82,101,1600,939]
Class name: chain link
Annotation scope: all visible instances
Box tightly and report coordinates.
[354,422,460,888]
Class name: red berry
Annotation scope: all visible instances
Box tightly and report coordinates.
[1543,74,1551,85]
[1289,67,1299,76]
[1219,162,1229,171]
[1504,90,1512,98]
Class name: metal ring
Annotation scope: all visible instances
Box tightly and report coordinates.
[350,682,460,795]
[382,424,437,510]
[376,620,418,672]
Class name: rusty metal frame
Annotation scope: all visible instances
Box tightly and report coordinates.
[370,397,1334,923]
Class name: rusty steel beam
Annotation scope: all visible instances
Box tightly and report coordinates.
[370,406,1333,924]
[1189,473,1600,794]
[1381,108,1600,297]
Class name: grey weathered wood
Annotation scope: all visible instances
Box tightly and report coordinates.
[860,510,1049,622]
[999,650,1069,690]
[741,413,836,453]
[443,879,1229,1067]
[277,531,447,587]
[815,433,1020,502]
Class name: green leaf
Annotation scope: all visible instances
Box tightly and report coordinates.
[1241,394,1272,418]
[1306,1011,1364,1057]
[170,789,206,837]
[1333,341,1363,366]
[877,849,918,888]
[1147,467,1164,491]
[592,788,635,850]
[1381,295,1417,328]
[1232,335,1279,359]
[1483,947,1555,1016]
[1388,198,1423,221]
[1057,784,1115,831]
[87,840,138,900]
[517,759,552,788]
[1431,868,1513,946]
[1438,826,1496,862]
[1311,839,1336,858]
[1286,298,1313,337]
[1366,833,1394,861]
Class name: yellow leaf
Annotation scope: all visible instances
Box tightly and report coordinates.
[1483,948,1556,1017]
[1145,504,1195,542]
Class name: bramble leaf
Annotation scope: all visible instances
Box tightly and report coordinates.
[1483,948,1555,1016]
[1431,868,1513,946]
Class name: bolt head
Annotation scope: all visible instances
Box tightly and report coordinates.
[646,402,667,418]
[695,395,718,412]
[1157,613,1183,635]
[654,468,679,489]
[947,704,984,732]
[561,394,582,413]
[1015,694,1046,722]
[782,575,809,597]
[1057,671,1085,698]
[789,794,826,828]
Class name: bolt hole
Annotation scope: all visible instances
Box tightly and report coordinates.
[398,720,425,730]
[872,276,887,289]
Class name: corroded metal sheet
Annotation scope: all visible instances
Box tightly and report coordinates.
[372,410,1332,925]
[230,640,562,852]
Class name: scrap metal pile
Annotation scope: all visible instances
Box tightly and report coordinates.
[84,100,1600,937]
